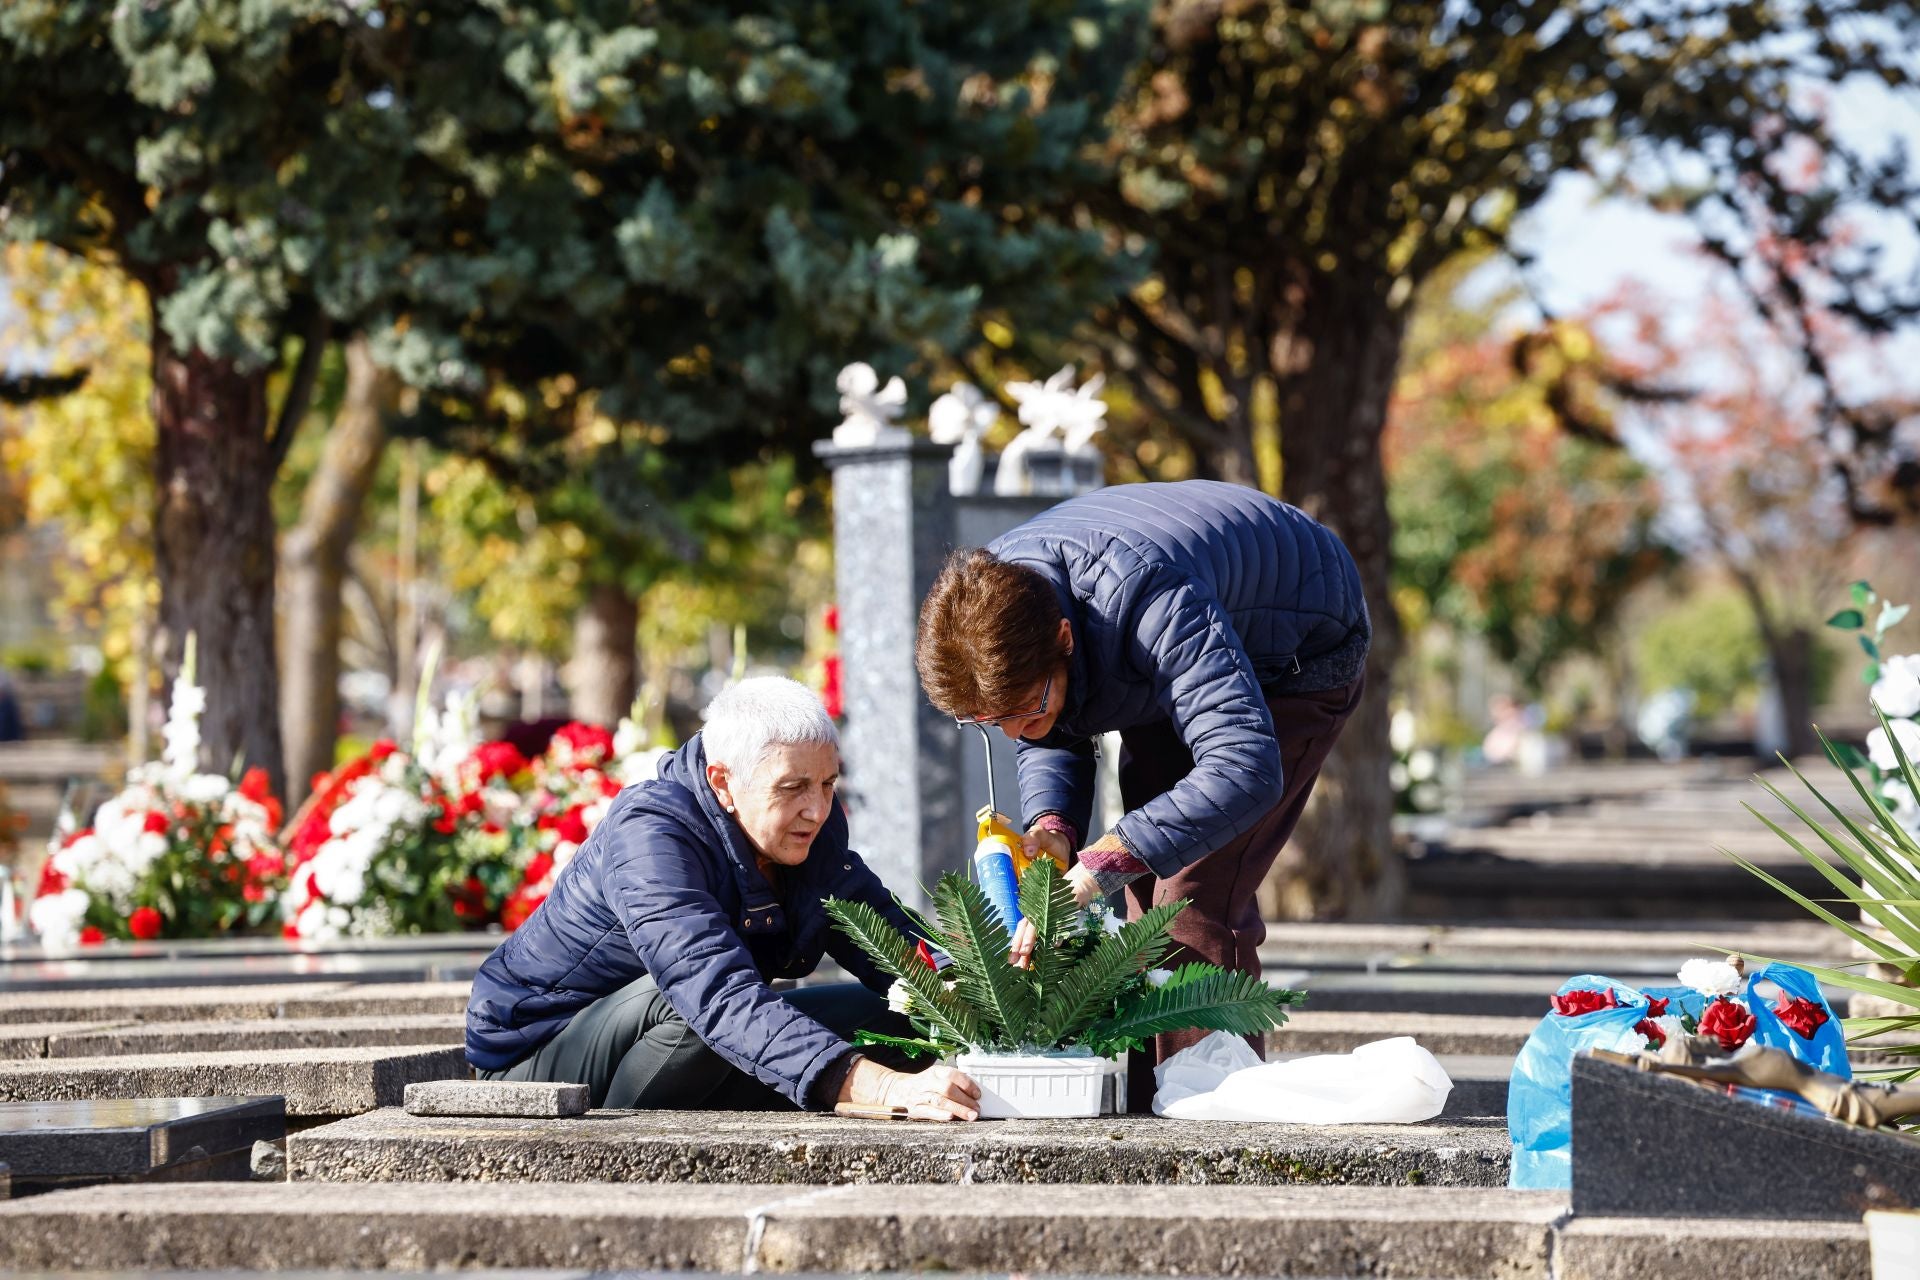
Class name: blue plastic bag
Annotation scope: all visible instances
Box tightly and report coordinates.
[1506,962,1847,1190]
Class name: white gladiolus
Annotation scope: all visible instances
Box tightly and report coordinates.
[1678,958,1745,999]
[1871,654,1920,720]
[1868,718,1920,772]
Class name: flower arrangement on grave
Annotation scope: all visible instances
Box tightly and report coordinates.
[1729,580,1920,1070]
[825,859,1303,1067]
[28,637,288,947]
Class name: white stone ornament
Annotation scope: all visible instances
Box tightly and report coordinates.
[928,381,1000,495]
[832,362,911,446]
[996,365,1108,494]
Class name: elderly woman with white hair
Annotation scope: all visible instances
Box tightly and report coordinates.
[466,677,980,1121]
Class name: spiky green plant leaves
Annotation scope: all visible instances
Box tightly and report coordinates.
[822,896,979,1047]
[1083,965,1304,1056]
[932,873,1036,1047]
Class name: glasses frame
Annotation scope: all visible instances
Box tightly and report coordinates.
[953,672,1053,729]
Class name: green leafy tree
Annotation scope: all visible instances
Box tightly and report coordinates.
[1072,0,1918,914]
[2,0,1144,791]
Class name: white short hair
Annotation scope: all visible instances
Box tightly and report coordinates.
[702,677,839,785]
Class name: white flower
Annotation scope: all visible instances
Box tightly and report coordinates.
[886,978,913,1014]
[1871,655,1920,720]
[1869,719,1920,773]
[29,889,91,948]
[180,773,231,805]
[1678,958,1745,1000]
[1145,968,1174,988]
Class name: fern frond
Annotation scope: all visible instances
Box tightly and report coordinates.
[934,873,1035,1045]
[1016,858,1080,999]
[824,896,979,1045]
[1032,900,1184,1045]
[1082,969,1301,1056]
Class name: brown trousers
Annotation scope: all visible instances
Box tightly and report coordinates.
[1120,676,1363,1112]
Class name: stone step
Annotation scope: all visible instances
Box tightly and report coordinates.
[0,1014,466,1059]
[0,951,483,992]
[1276,1011,1537,1058]
[1405,856,1823,922]
[288,1110,1513,1187]
[0,1180,1864,1278]
[0,1181,1568,1276]
[0,1045,469,1116]
[0,980,470,1026]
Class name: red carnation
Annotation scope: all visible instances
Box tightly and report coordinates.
[556,806,590,846]
[36,860,68,896]
[1551,988,1619,1017]
[1698,997,1758,1052]
[1645,996,1669,1018]
[501,888,546,932]
[468,741,529,783]
[432,804,458,836]
[1634,1018,1666,1049]
[600,774,623,797]
[523,853,555,887]
[238,767,284,829]
[78,925,106,946]
[282,922,302,940]
[1773,995,1829,1039]
[143,811,169,835]
[128,907,163,941]
[552,722,615,767]
[368,738,398,762]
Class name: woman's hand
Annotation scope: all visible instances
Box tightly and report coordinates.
[1008,863,1101,969]
[839,1055,980,1121]
[1019,825,1073,870]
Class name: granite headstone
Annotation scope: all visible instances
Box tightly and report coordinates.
[0,1095,285,1194]
[1571,1051,1920,1220]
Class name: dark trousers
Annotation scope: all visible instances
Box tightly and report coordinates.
[1121,677,1363,1111]
[479,975,913,1110]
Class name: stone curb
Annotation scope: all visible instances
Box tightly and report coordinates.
[0,1045,469,1116]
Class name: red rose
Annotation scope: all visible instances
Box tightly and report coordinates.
[1698,997,1758,1052]
[242,883,265,903]
[523,853,555,887]
[127,906,163,940]
[600,775,623,797]
[238,767,283,829]
[78,925,106,946]
[282,922,302,940]
[1773,995,1829,1039]
[368,739,398,762]
[501,888,546,932]
[482,821,504,836]
[1634,1017,1666,1049]
[143,811,169,835]
[468,740,529,782]
[1551,988,1619,1017]
[1645,996,1669,1018]
[556,806,589,846]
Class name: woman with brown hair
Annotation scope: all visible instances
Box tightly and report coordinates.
[915,480,1369,1108]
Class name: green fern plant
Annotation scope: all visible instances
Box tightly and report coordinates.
[824,858,1305,1057]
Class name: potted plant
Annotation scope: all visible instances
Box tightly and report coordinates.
[826,859,1305,1118]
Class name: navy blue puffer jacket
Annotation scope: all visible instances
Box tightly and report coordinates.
[987,480,1369,878]
[464,735,917,1107]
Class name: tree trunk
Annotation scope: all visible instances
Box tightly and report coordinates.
[280,338,392,807]
[151,326,284,792]
[1767,625,1819,760]
[567,582,640,727]
[1260,271,1410,920]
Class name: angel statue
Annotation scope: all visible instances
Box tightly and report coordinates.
[832,362,911,447]
[927,381,1001,495]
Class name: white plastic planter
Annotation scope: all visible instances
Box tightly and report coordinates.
[954,1050,1127,1118]
[1867,1210,1920,1280]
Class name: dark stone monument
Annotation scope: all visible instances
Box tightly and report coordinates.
[0,1096,285,1195]
[1572,1051,1920,1220]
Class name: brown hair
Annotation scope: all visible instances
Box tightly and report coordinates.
[915,548,1066,718]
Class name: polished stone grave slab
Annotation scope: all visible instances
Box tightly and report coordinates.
[0,1095,284,1193]
[0,1181,1566,1276]
[1571,1052,1920,1220]
[0,980,469,1026]
[288,1110,1511,1187]
[0,1045,469,1116]
[30,1014,464,1059]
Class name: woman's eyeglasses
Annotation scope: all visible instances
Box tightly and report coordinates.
[954,673,1053,728]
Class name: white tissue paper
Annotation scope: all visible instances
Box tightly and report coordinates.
[1153,1032,1453,1124]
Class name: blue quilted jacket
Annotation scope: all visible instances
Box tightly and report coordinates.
[988,480,1369,878]
[464,735,917,1107]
